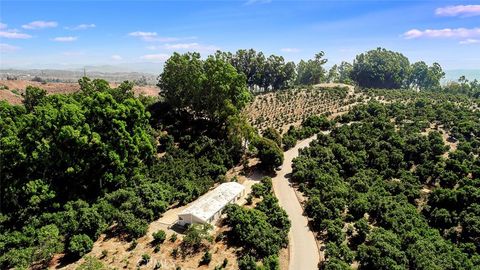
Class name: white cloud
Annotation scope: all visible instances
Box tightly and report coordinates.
[140,53,170,61]
[280,48,300,53]
[111,54,123,60]
[128,31,195,42]
[147,43,219,53]
[66,23,96,30]
[403,27,480,39]
[0,43,20,52]
[53,36,78,42]
[459,39,480,45]
[22,20,58,30]
[164,42,200,49]
[435,5,480,17]
[0,23,7,30]
[0,30,32,39]
[129,31,163,42]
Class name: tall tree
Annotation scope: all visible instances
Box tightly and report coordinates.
[158,52,251,123]
[351,48,410,89]
[409,61,445,90]
[296,51,328,85]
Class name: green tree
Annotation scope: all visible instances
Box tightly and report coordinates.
[262,127,282,147]
[409,61,445,90]
[152,230,166,244]
[351,48,410,89]
[158,52,251,123]
[23,86,47,111]
[255,137,284,171]
[296,52,328,85]
[68,234,94,258]
[357,228,408,270]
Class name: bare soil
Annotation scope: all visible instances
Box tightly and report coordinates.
[0,80,159,105]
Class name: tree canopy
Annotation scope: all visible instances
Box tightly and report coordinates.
[351,48,411,89]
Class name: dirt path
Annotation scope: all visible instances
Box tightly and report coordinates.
[272,135,319,270]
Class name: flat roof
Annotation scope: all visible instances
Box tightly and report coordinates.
[179,182,245,222]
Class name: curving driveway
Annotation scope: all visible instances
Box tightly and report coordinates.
[272,135,319,270]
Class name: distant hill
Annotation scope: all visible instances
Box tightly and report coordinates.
[0,68,157,84]
[79,62,164,74]
[443,69,480,83]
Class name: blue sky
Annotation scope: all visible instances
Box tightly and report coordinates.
[1,0,479,72]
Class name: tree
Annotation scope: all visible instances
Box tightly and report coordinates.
[68,234,94,258]
[255,137,284,171]
[183,223,213,250]
[33,224,64,263]
[224,204,288,258]
[238,255,257,270]
[327,65,339,83]
[23,86,47,111]
[338,61,353,84]
[409,61,444,90]
[158,52,252,123]
[321,258,351,270]
[296,52,328,85]
[262,127,282,147]
[152,230,166,244]
[351,48,410,89]
[357,228,408,270]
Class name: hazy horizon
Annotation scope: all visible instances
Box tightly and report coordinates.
[1,0,480,72]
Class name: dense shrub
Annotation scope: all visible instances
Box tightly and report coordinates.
[255,137,284,171]
[68,234,94,258]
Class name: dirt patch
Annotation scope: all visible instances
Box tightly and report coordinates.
[0,80,159,105]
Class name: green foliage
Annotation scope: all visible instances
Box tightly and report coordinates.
[296,52,328,85]
[76,256,110,270]
[170,233,178,242]
[0,76,241,268]
[261,255,280,270]
[282,134,297,151]
[292,99,480,269]
[152,230,166,244]
[409,61,444,90]
[215,49,296,91]
[262,127,282,147]
[158,52,251,123]
[255,137,284,171]
[441,76,480,98]
[68,234,94,258]
[302,115,332,131]
[23,85,47,111]
[351,48,410,89]
[252,177,273,198]
[357,228,407,270]
[320,258,352,270]
[140,253,150,266]
[238,255,257,270]
[183,223,213,250]
[224,194,290,260]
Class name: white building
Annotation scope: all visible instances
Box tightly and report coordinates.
[177,182,245,226]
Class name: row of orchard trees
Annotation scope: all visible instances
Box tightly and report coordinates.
[214,49,328,91]
[208,48,453,92]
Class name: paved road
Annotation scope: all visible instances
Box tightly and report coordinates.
[272,135,319,270]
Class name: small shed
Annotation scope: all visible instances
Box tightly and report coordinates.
[177,182,245,226]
